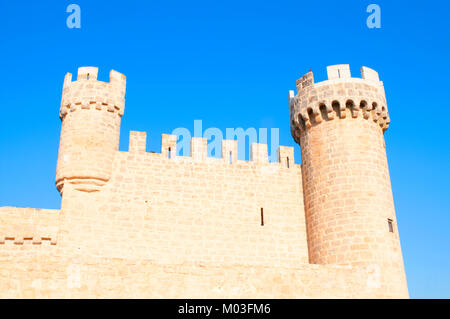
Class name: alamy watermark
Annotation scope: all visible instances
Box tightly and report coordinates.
[366,4,381,29]
[171,120,280,162]
[66,4,81,29]
[66,4,380,30]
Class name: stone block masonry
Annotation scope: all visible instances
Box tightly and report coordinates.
[0,65,408,298]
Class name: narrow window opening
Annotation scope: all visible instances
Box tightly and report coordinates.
[338,69,341,78]
[168,147,172,159]
[286,157,290,168]
[229,151,232,164]
[260,208,264,226]
[388,219,394,233]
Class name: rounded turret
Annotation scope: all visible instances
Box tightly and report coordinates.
[289,65,408,298]
[55,67,126,194]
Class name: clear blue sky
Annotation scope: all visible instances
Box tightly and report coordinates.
[0,0,449,298]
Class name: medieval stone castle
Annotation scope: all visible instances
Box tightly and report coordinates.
[0,64,408,298]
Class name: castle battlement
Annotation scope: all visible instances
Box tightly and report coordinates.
[0,65,408,298]
[127,131,296,167]
[289,65,390,143]
[60,67,126,119]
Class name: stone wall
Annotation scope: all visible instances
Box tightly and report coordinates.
[0,65,409,298]
[0,253,383,298]
[0,207,59,245]
[57,134,309,268]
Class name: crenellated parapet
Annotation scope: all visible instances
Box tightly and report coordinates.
[128,131,296,167]
[289,65,390,143]
[59,67,126,119]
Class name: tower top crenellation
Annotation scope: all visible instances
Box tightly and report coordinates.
[289,64,390,143]
[294,64,382,91]
[60,67,126,119]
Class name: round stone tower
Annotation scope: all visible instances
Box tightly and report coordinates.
[289,64,408,297]
[55,67,126,194]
